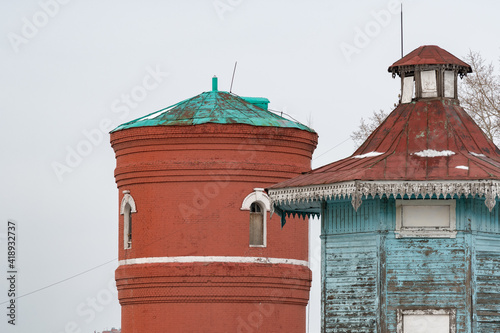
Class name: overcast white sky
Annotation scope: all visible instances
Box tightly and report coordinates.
[1,1,500,332]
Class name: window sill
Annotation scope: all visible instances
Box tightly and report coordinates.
[395,229,457,239]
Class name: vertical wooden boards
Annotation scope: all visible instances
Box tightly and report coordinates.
[322,233,379,332]
[324,199,380,234]
[385,234,470,332]
[474,234,500,331]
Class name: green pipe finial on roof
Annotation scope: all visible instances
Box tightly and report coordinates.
[212,76,218,91]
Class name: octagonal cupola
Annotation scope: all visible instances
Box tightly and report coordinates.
[388,45,472,103]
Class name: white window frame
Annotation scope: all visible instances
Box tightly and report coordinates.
[397,308,456,333]
[421,70,438,98]
[395,199,456,238]
[120,190,137,249]
[444,70,455,98]
[402,76,415,103]
[241,188,271,248]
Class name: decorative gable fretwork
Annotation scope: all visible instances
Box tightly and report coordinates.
[268,180,500,213]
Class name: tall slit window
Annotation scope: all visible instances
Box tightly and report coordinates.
[124,203,132,249]
[120,191,137,250]
[250,202,264,246]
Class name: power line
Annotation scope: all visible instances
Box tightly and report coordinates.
[0,258,117,305]
[312,137,352,161]
[266,107,353,161]
[0,217,193,303]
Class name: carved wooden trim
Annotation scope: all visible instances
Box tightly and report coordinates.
[268,180,500,213]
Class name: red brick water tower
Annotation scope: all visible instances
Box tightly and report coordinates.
[110,77,318,332]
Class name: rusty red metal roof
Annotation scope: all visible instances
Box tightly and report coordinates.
[388,45,472,74]
[270,99,500,189]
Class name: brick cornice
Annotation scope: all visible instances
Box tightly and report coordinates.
[116,262,311,306]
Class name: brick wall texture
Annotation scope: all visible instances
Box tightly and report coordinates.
[111,123,318,333]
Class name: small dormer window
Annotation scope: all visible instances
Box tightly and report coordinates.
[395,199,456,238]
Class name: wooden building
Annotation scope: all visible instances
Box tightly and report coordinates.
[268,45,500,332]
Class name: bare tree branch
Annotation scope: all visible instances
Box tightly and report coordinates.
[459,50,500,145]
[351,109,389,148]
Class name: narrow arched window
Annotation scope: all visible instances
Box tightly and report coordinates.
[120,191,137,250]
[241,189,270,248]
[250,202,264,246]
[124,203,132,249]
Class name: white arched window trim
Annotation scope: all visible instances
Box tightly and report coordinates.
[241,188,270,247]
[120,191,137,214]
[120,191,137,249]
[241,188,271,211]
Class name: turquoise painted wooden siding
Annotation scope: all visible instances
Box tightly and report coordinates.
[322,233,379,332]
[323,197,500,235]
[321,196,500,332]
[470,198,500,233]
[474,234,500,331]
[322,198,385,235]
[384,234,471,332]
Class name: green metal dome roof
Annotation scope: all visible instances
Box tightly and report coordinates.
[111,78,314,133]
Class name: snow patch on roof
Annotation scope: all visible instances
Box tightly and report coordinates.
[414,149,455,157]
[470,152,486,157]
[456,165,469,170]
[352,151,384,159]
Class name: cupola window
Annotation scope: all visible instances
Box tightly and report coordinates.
[444,70,455,98]
[401,76,415,103]
[420,70,438,98]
